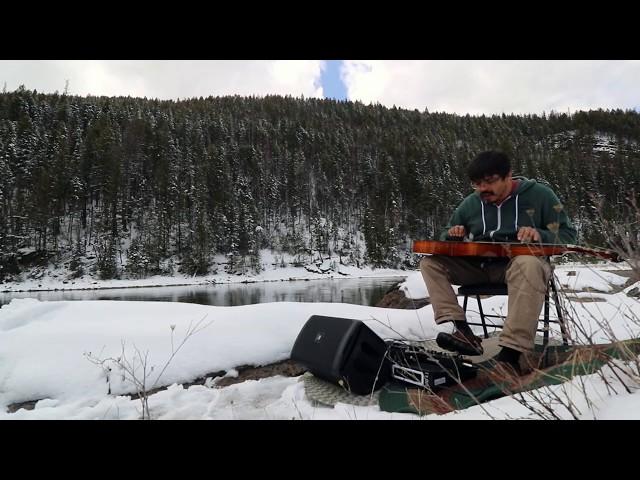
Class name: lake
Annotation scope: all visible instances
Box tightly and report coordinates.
[0,276,408,308]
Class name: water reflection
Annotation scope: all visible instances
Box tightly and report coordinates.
[0,277,407,308]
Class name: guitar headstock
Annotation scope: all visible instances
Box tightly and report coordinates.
[566,244,623,263]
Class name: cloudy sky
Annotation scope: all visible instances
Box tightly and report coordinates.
[1,60,638,115]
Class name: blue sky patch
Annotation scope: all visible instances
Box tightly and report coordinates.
[321,60,347,101]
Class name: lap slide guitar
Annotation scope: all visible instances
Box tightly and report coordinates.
[411,240,621,262]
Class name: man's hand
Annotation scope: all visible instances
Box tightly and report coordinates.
[447,225,466,239]
[517,226,541,243]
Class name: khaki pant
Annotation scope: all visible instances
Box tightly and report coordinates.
[420,255,552,353]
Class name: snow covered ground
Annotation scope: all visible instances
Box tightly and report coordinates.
[1,262,639,420]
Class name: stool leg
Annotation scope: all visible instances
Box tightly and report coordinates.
[476,295,490,339]
[550,279,569,346]
[543,291,550,347]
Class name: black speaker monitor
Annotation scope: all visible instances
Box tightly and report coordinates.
[290,315,390,395]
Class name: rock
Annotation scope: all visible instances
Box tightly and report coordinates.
[376,287,429,309]
[6,399,43,413]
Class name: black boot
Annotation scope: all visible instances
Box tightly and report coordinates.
[493,346,522,375]
[436,321,484,356]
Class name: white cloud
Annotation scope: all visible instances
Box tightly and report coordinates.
[2,60,637,115]
[0,60,326,100]
[268,60,324,98]
[341,60,640,115]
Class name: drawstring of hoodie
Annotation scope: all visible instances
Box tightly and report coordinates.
[479,192,520,239]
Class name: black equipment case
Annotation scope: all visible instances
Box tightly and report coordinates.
[386,341,478,390]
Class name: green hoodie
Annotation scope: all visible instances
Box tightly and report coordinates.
[439,176,577,244]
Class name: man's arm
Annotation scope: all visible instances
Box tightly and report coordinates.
[439,206,466,240]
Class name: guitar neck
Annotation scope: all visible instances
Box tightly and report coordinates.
[564,245,621,262]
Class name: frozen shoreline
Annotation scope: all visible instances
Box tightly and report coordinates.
[0,266,411,294]
[1,253,630,294]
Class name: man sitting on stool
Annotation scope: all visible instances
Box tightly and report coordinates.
[420,151,577,375]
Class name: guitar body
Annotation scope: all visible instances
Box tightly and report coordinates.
[412,240,620,262]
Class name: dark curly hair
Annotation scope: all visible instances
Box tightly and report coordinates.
[467,151,511,182]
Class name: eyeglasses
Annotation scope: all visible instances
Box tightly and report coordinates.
[471,175,503,189]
